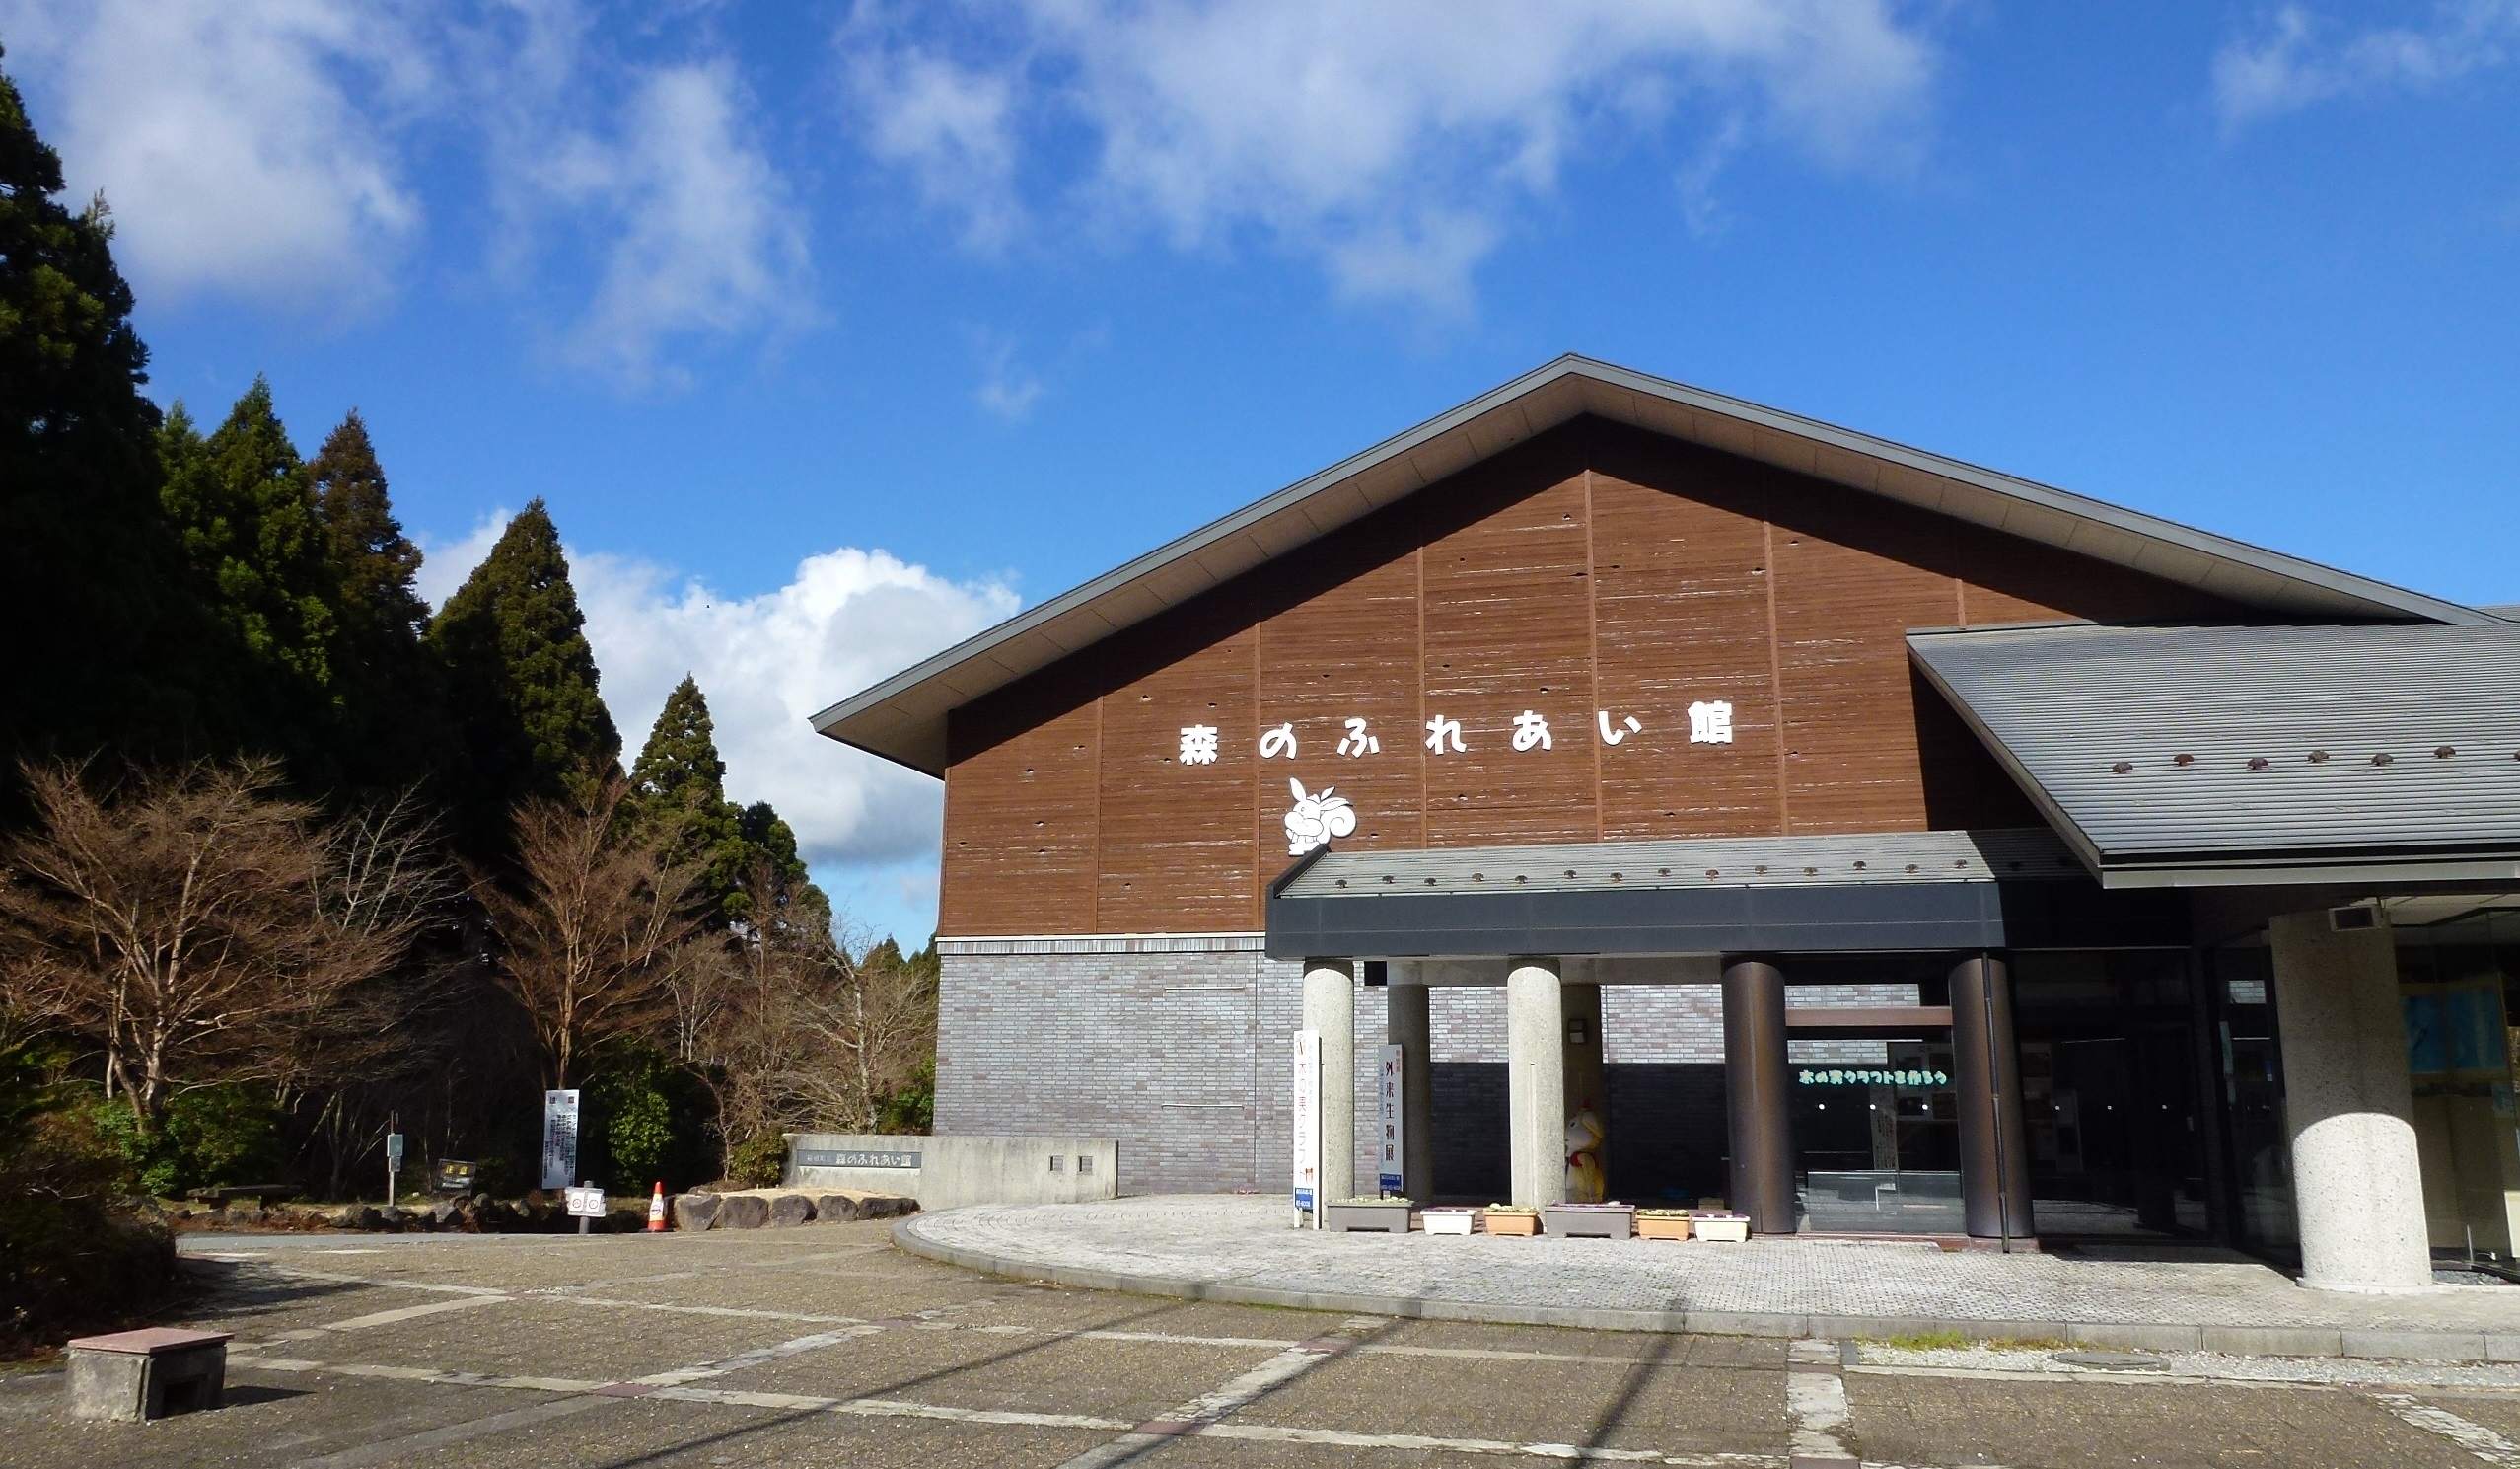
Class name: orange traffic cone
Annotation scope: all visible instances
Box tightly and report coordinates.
[647,1181,668,1232]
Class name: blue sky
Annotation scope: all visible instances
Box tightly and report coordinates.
[5,2,2517,947]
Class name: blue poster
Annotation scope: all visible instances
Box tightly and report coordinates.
[2404,993,2447,1076]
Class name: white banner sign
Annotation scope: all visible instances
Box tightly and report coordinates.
[1292,1030,1321,1217]
[540,1089,581,1191]
[1377,1044,1404,1195]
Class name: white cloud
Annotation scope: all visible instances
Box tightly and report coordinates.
[0,0,810,376]
[840,0,1937,306]
[414,508,516,612]
[540,59,816,384]
[2213,1,2520,126]
[410,516,1011,872]
[0,0,424,305]
[572,547,1017,872]
[972,329,1044,418]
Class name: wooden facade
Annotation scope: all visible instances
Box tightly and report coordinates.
[941,417,2238,937]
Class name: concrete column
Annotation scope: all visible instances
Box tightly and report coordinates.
[1722,957,1795,1234]
[1302,958,1356,1209]
[1387,981,1434,1203]
[1950,953,2034,1241]
[1506,958,1567,1209]
[2268,910,2431,1291]
[1562,982,1606,1202]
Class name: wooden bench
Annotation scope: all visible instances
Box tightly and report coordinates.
[66,1327,232,1421]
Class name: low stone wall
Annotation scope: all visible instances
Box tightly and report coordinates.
[671,1187,917,1231]
[783,1134,1118,1211]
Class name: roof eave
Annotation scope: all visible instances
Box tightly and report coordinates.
[819,355,2491,774]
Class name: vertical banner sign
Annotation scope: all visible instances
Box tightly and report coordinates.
[541,1089,581,1191]
[1291,1030,1322,1221]
[1377,1044,1404,1195]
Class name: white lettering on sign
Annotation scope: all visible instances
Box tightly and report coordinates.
[1424,715,1465,754]
[1596,710,1642,745]
[1283,779,1357,855]
[1378,1044,1404,1195]
[1688,699,1735,745]
[1336,717,1381,757]
[1511,710,1552,752]
[1179,725,1219,765]
[1259,722,1298,760]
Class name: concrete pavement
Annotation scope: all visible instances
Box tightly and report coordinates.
[2,1221,2518,1466]
[900,1194,2520,1359]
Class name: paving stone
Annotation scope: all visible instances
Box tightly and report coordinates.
[904,1196,2520,1351]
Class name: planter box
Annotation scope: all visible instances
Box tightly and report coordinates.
[1692,1212,1751,1243]
[1323,1200,1412,1233]
[1421,1207,1476,1236]
[1636,1213,1692,1241]
[1481,1210,1540,1236]
[1545,1203,1635,1239]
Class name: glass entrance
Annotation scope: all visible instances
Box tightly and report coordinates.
[2012,950,2210,1238]
[1790,1040,1963,1232]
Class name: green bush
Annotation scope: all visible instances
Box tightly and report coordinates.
[584,1042,717,1192]
[1,1091,179,1348]
[725,1132,786,1189]
[91,1084,285,1198]
[877,1059,935,1135]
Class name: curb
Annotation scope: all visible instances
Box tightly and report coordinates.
[890,1218,2520,1362]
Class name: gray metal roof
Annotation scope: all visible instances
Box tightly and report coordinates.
[1909,623,2520,887]
[1261,828,2188,958]
[814,355,2486,775]
[1277,828,2083,899]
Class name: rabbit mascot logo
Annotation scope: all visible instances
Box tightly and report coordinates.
[1283,778,1357,855]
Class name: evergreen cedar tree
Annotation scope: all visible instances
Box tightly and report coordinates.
[629,675,817,926]
[0,46,209,777]
[308,410,458,796]
[426,499,623,845]
[159,379,344,780]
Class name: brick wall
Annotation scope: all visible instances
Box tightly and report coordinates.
[936,940,1922,1198]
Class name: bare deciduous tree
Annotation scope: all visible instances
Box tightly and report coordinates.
[471,781,704,1090]
[0,760,446,1128]
[684,867,939,1174]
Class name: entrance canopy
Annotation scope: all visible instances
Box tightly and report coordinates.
[1911,622,2520,888]
[1263,827,2184,960]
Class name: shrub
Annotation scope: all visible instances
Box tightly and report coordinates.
[91,1084,284,1199]
[725,1133,786,1188]
[0,1061,179,1349]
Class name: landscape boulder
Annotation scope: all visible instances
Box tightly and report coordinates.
[715,1193,770,1230]
[672,1193,721,1232]
[764,1192,814,1227]
[810,1191,918,1222]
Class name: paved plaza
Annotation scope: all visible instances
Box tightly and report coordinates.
[10,1221,2520,1467]
[903,1196,2520,1358]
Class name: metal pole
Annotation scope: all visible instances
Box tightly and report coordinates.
[1980,952,2011,1254]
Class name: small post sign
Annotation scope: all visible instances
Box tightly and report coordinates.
[564,1184,606,1235]
[433,1159,477,1196]
[541,1090,581,1191]
[1292,1029,1322,1225]
[385,1131,404,1207]
[1377,1044,1404,1196]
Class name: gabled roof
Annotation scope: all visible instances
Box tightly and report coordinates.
[816,355,2487,775]
[1909,622,2520,887]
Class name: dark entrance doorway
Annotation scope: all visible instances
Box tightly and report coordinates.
[2011,951,2209,1237]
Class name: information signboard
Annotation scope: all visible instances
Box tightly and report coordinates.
[1377,1044,1404,1195]
[433,1159,477,1196]
[563,1186,607,1218]
[540,1089,581,1191]
[1291,1029,1321,1220]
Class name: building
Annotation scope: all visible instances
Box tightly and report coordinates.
[815,355,2520,1292]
